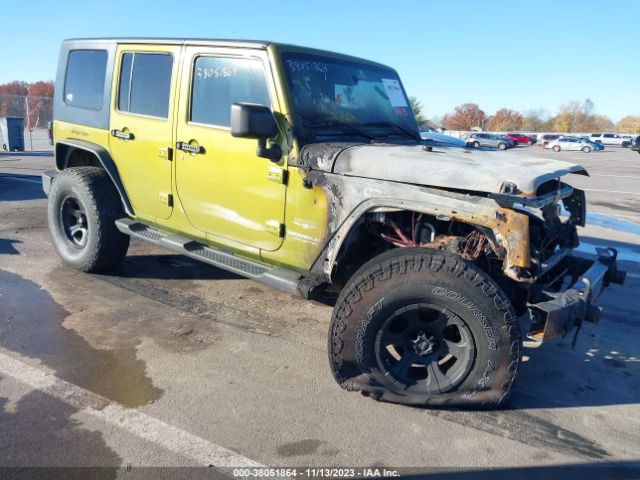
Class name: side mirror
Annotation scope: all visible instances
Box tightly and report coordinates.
[230,102,282,162]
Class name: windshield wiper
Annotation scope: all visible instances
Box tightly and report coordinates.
[361,121,421,141]
[303,122,375,141]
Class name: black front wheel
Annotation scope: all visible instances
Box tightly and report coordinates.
[329,248,522,408]
[48,167,129,272]
[373,302,476,395]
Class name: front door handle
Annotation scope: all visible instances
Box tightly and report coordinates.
[176,141,205,155]
[111,129,134,140]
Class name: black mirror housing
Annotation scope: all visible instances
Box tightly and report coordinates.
[230,102,282,162]
[230,103,278,139]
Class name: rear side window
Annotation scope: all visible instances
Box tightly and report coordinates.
[591,133,601,137]
[118,52,173,118]
[603,133,614,138]
[64,50,108,110]
[190,56,270,128]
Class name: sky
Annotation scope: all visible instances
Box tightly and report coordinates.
[1,0,638,122]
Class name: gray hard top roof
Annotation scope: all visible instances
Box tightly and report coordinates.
[64,38,271,48]
[61,38,392,70]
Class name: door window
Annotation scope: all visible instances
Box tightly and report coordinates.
[117,52,173,118]
[190,56,270,128]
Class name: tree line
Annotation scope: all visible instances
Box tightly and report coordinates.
[410,97,640,134]
[2,81,638,135]
[0,80,54,130]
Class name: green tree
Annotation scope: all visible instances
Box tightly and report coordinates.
[409,96,428,126]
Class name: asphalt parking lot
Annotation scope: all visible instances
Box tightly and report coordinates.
[1,145,639,479]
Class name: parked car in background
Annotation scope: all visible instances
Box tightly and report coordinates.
[584,139,604,151]
[631,135,640,153]
[621,135,634,147]
[546,136,595,152]
[537,134,560,147]
[466,133,512,150]
[590,133,632,147]
[506,133,535,145]
[498,135,516,148]
[572,136,605,150]
[420,126,467,147]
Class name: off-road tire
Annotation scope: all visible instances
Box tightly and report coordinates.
[328,248,521,408]
[48,167,129,272]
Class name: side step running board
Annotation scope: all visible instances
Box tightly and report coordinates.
[115,218,306,296]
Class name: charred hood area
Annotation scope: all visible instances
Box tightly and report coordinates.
[297,142,589,196]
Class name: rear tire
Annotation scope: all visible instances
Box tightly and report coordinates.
[328,248,522,408]
[498,142,506,150]
[473,141,480,148]
[553,145,561,152]
[622,142,630,148]
[48,167,129,272]
[527,140,533,145]
[582,146,591,153]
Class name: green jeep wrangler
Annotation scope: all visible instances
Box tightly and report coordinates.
[43,38,625,407]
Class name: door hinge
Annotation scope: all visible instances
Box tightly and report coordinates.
[267,167,288,185]
[265,220,285,238]
[159,192,173,207]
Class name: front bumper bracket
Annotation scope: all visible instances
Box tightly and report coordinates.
[530,247,625,340]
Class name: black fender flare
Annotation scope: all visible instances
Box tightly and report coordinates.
[55,139,134,216]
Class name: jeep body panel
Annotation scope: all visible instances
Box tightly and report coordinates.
[173,44,288,251]
[108,43,182,221]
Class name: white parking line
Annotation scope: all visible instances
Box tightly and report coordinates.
[589,174,640,180]
[581,164,640,169]
[0,351,263,468]
[584,189,640,195]
[0,175,42,184]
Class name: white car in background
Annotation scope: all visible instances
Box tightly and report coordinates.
[546,136,595,152]
[590,133,632,147]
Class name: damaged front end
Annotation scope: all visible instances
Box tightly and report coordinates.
[486,181,626,344]
[298,142,625,345]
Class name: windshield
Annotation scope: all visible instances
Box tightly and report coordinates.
[281,52,420,145]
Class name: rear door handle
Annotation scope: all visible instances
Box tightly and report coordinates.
[176,141,205,155]
[111,129,134,140]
